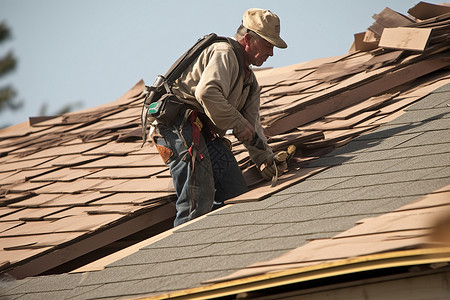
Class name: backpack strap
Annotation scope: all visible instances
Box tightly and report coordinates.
[165,33,244,93]
[165,33,219,85]
[224,37,244,93]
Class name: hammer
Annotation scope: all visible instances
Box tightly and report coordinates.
[271,145,296,187]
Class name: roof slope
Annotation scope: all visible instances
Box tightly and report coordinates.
[0,81,178,278]
[1,2,450,299]
[2,77,449,300]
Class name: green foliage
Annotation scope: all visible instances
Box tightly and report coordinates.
[0,22,22,114]
[0,85,22,110]
[0,51,16,75]
[0,21,11,42]
[38,100,83,116]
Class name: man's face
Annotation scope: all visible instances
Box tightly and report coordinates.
[245,34,274,67]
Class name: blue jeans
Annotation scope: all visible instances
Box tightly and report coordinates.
[154,113,248,227]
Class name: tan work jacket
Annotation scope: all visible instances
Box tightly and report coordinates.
[172,41,273,166]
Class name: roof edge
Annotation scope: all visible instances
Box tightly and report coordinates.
[143,247,450,300]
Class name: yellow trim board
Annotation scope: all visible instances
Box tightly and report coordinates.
[138,247,450,300]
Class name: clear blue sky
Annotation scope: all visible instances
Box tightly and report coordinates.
[0,0,433,127]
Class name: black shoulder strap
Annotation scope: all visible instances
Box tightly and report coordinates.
[164,33,244,92]
[164,33,219,84]
[224,37,244,93]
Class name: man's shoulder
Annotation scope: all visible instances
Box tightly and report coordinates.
[207,39,235,52]
[201,40,240,68]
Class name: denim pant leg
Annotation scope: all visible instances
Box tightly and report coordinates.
[207,138,249,208]
[154,119,215,227]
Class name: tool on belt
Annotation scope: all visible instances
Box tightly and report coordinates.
[141,33,244,147]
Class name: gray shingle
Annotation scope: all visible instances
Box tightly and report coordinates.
[288,216,372,235]
[271,189,320,200]
[301,188,363,205]
[122,251,285,281]
[337,147,409,163]
[431,83,450,93]
[330,167,444,190]
[396,129,450,148]
[229,236,308,253]
[346,142,449,166]
[151,271,228,293]
[65,280,143,299]
[209,194,293,215]
[124,257,218,279]
[363,132,423,152]
[77,265,151,285]
[354,125,420,142]
[342,178,450,201]
[340,182,413,201]
[261,203,344,224]
[191,241,247,256]
[12,290,71,300]
[372,196,427,213]
[421,166,450,180]
[128,274,192,294]
[377,117,450,137]
[414,118,450,132]
[0,278,32,296]
[306,155,354,167]
[384,153,450,172]
[395,178,450,196]
[245,222,338,240]
[178,208,285,229]
[388,143,449,157]
[137,229,213,248]
[387,107,450,125]
[320,196,418,217]
[15,285,101,300]
[310,157,408,179]
[406,90,450,110]
[324,140,370,156]
[278,177,352,194]
[174,223,274,244]
[109,244,208,267]
[2,273,83,294]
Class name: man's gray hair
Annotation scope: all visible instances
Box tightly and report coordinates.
[234,24,261,41]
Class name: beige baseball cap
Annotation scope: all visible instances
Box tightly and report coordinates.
[242,8,287,49]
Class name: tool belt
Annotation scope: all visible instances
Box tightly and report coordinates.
[148,92,185,127]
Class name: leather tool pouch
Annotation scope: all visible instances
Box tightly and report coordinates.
[150,93,184,127]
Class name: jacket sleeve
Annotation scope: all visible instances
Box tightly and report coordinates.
[241,75,274,166]
[194,43,273,166]
[194,46,248,134]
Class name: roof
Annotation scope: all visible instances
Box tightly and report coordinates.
[0,81,178,278]
[1,1,450,299]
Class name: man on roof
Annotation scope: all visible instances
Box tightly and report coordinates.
[152,8,288,226]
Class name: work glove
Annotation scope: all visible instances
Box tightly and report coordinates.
[259,151,288,181]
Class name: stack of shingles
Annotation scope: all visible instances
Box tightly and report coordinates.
[0,80,175,275]
[227,1,450,200]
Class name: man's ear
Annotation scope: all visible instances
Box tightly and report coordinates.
[243,33,252,46]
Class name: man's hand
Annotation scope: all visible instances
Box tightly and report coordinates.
[236,120,255,145]
[259,152,288,181]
